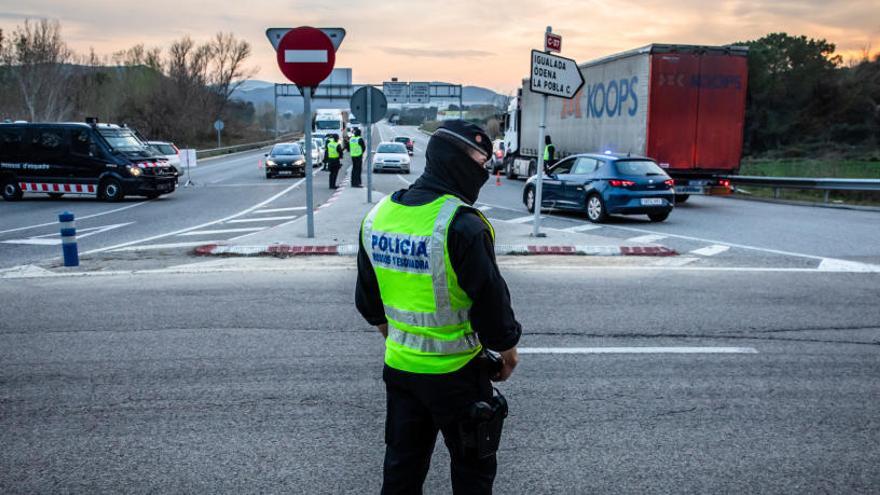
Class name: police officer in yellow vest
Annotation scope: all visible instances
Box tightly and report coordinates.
[356,120,522,494]
[349,128,365,188]
[325,134,344,189]
[544,135,556,170]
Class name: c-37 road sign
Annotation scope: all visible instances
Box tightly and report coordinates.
[529,50,583,99]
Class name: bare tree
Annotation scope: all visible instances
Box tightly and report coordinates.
[0,19,74,121]
[208,32,257,117]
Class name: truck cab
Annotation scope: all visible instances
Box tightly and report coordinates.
[0,120,178,201]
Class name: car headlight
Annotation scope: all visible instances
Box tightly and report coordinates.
[266,160,276,166]
[295,159,305,166]
[128,166,143,177]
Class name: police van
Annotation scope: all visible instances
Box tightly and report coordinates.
[0,119,178,201]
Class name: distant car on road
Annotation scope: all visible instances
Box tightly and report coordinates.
[372,142,411,174]
[393,136,414,155]
[523,153,675,223]
[296,138,324,168]
[487,139,505,173]
[264,143,306,178]
[147,141,182,174]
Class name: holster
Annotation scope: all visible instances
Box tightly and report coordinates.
[457,353,509,459]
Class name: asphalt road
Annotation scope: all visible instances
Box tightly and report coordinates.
[1,264,878,493]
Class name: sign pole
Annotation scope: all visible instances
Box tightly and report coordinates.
[366,87,373,203]
[304,86,315,238]
[532,26,553,238]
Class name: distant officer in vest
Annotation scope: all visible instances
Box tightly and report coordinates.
[325,134,344,189]
[356,120,522,494]
[349,127,365,188]
[543,135,556,170]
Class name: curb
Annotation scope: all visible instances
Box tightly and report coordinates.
[193,243,677,258]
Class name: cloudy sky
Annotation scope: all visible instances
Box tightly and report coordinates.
[1,0,878,92]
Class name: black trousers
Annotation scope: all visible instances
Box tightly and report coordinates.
[328,159,341,188]
[351,155,363,186]
[381,360,497,495]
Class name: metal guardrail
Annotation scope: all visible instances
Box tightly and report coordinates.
[196,133,300,158]
[726,175,880,202]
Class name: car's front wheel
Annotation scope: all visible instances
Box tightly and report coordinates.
[648,212,670,222]
[524,186,536,213]
[586,194,608,223]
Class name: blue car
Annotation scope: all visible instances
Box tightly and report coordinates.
[523,153,675,223]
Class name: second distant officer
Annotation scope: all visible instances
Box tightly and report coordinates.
[326,134,344,189]
[349,128,365,188]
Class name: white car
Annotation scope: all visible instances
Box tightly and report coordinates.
[297,138,324,167]
[148,141,182,174]
[372,142,411,174]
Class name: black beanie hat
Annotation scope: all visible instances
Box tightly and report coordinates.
[431,120,492,167]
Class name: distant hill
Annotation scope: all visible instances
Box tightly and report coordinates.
[231,80,506,114]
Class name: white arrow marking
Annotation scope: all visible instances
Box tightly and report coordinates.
[2,222,134,246]
[284,50,328,63]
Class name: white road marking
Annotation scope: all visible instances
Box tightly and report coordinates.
[397,175,412,186]
[627,234,667,244]
[109,241,221,252]
[818,258,880,272]
[506,215,538,224]
[83,169,315,255]
[177,227,265,236]
[256,206,306,213]
[2,222,134,246]
[518,347,759,354]
[477,205,493,212]
[690,244,731,257]
[226,215,298,223]
[0,201,146,235]
[284,49,328,63]
[562,224,602,233]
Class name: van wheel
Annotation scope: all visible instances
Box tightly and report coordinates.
[48,193,64,199]
[586,194,608,223]
[145,193,161,200]
[2,181,23,201]
[99,178,124,202]
[674,194,690,204]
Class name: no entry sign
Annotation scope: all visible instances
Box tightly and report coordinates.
[275,27,336,87]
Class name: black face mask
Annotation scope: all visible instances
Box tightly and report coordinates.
[419,137,490,205]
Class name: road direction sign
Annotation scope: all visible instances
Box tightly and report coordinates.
[383,81,408,103]
[213,119,224,131]
[409,82,430,104]
[545,32,562,53]
[529,50,583,99]
[350,86,388,124]
[275,27,336,87]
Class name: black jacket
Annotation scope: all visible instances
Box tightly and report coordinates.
[355,133,521,352]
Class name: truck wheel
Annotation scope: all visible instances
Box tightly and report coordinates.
[506,159,517,180]
[586,194,608,223]
[2,180,23,201]
[674,194,690,204]
[524,186,536,213]
[528,160,537,177]
[99,178,124,202]
[648,212,670,222]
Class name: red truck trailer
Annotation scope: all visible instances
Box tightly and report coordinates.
[502,44,749,201]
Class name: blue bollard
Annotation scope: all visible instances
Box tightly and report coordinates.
[59,211,79,267]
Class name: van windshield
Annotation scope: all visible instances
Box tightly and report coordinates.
[98,129,155,158]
